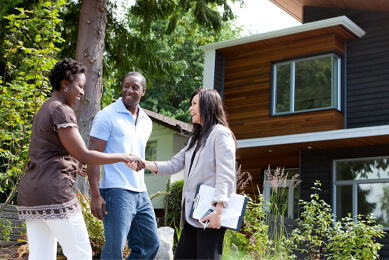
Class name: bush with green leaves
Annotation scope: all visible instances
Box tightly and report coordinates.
[0,217,12,242]
[0,0,65,207]
[327,214,385,259]
[222,229,255,260]
[290,181,385,260]
[165,179,184,228]
[291,181,333,259]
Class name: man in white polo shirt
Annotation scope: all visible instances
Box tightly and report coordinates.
[87,72,160,259]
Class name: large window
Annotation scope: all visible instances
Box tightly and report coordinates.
[333,157,389,228]
[272,54,341,115]
[145,141,157,174]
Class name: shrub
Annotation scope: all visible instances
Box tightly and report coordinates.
[0,217,12,242]
[222,229,254,260]
[290,181,386,260]
[291,181,333,259]
[327,213,385,260]
[165,179,184,228]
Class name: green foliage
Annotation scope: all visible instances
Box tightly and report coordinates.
[174,225,183,249]
[130,0,238,34]
[242,190,295,259]
[327,214,385,260]
[227,172,385,260]
[243,193,271,255]
[290,181,385,260]
[0,0,65,205]
[141,15,243,122]
[291,181,333,259]
[0,217,12,242]
[222,230,254,260]
[165,179,184,228]
[77,193,106,257]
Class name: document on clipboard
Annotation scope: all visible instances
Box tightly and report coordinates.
[189,184,248,231]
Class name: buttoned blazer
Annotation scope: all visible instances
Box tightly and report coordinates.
[155,124,236,228]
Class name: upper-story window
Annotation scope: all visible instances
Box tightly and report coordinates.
[271,53,341,115]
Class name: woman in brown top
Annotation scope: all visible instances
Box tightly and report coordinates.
[17,58,143,260]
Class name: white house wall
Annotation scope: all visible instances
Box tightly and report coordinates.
[202,49,216,89]
[144,123,186,209]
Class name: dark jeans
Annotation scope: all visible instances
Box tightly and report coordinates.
[174,221,226,260]
[100,189,160,260]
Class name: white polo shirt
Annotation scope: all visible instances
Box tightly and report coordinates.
[90,98,152,191]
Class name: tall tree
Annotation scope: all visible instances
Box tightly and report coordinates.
[73,0,108,193]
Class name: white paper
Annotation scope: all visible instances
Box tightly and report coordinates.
[191,185,246,229]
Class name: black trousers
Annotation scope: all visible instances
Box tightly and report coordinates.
[174,221,226,260]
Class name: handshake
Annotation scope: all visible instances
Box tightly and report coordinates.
[126,154,146,172]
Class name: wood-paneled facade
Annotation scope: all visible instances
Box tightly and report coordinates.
[202,2,389,257]
[220,30,350,140]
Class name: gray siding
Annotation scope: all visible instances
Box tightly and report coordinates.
[213,50,225,99]
[304,7,389,128]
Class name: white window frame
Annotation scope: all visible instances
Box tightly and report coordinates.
[271,53,341,115]
[332,156,389,229]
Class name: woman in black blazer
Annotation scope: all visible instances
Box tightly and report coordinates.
[131,88,236,259]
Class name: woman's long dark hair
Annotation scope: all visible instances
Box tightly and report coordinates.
[187,88,234,152]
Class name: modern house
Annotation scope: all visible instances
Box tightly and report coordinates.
[143,109,191,217]
[201,0,389,255]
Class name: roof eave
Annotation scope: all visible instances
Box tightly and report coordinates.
[200,15,365,52]
[237,125,389,149]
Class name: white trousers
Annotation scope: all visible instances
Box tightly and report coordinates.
[25,211,92,260]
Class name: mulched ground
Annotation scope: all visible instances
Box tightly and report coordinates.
[0,244,100,259]
[0,244,27,260]
[0,244,68,260]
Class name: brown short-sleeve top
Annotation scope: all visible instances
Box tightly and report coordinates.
[17,99,81,220]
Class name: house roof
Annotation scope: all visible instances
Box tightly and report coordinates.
[143,108,192,135]
[200,16,365,52]
[269,0,389,22]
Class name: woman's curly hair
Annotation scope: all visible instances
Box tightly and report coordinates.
[48,57,87,91]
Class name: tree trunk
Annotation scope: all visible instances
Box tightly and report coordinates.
[74,0,107,195]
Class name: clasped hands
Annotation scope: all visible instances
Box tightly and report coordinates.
[77,154,145,177]
[126,154,145,171]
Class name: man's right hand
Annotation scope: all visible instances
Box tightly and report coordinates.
[90,194,107,220]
